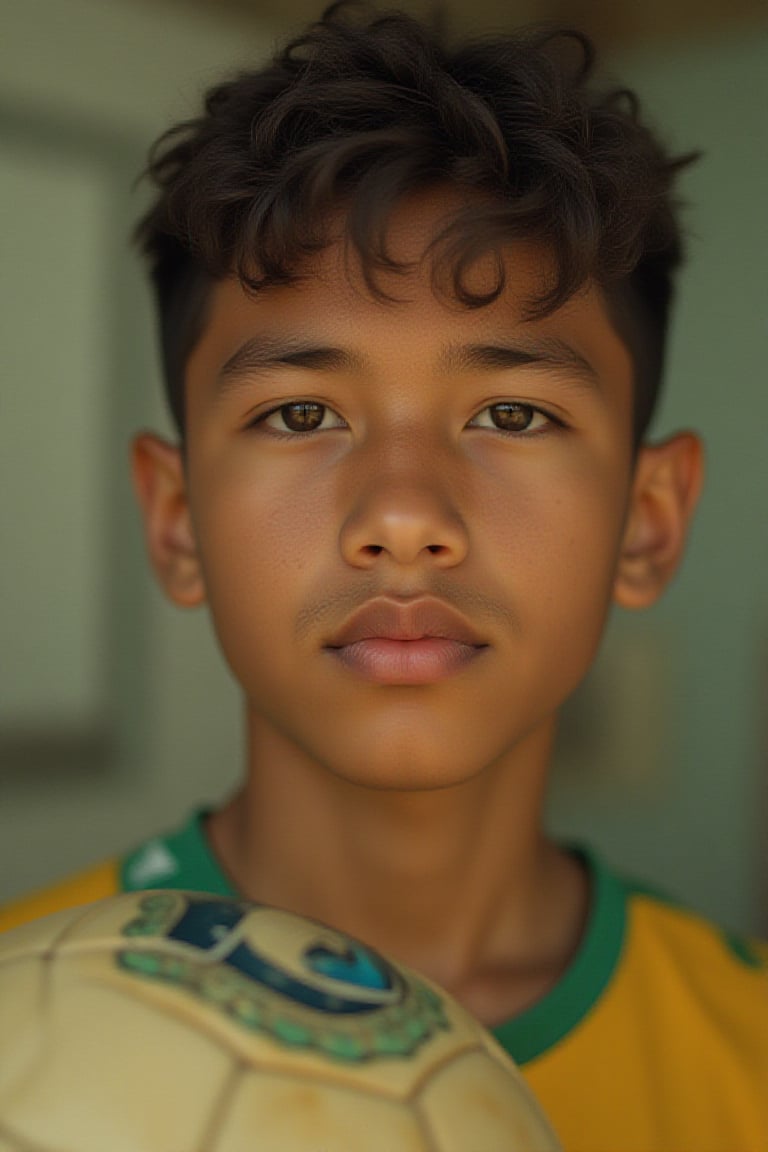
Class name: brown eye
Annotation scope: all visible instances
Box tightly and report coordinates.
[254,401,346,436]
[471,403,553,435]
[278,402,326,432]
[492,403,535,432]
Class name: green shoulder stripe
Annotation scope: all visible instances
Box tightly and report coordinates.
[721,929,768,971]
[625,875,768,972]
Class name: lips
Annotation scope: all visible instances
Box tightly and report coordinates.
[326,597,487,649]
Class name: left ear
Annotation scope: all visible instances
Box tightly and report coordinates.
[613,431,704,610]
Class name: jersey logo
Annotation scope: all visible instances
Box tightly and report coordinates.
[124,840,179,887]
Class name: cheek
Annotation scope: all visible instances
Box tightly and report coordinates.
[479,454,629,654]
[189,460,329,685]
[196,446,328,576]
[486,444,626,564]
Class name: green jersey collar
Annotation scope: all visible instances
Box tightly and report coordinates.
[492,845,627,1065]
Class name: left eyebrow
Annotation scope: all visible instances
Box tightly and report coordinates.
[215,334,599,391]
[438,337,600,388]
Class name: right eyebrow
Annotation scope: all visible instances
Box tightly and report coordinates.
[216,337,365,392]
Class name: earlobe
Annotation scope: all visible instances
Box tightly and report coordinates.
[613,431,704,610]
[130,433,206,608]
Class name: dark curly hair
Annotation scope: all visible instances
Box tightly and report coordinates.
[135,1,697,447]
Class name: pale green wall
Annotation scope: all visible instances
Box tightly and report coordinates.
[548,29,768,935]
[1,1,766,936]
[0,0,270,897]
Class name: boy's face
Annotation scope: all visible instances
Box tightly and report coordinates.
[138,190,691,791]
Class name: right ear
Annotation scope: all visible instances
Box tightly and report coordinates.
[130,433,206,607]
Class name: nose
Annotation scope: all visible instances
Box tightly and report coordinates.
[338,444,470,570]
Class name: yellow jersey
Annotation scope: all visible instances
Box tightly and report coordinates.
[2,810,767,1152]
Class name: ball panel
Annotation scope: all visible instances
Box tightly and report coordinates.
[212,1070,428,1152]
[0,955,46,1101]
[33,892,160,953]
[0,971,234,1152]
[0,904,98,964]
[418,1049,562,1151]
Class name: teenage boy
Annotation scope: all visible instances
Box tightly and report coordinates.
[2,5,766,1148]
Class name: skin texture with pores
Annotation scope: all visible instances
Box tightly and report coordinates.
[132,190,703,1025]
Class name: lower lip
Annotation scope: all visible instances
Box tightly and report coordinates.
[327,638,486,684]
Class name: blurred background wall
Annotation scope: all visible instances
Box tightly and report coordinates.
[1,0,766,936]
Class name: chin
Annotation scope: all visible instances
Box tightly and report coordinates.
[329,747,488,794]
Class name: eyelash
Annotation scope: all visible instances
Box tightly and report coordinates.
[247,401,565,440]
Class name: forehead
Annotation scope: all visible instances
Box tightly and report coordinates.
[317,186,556,303]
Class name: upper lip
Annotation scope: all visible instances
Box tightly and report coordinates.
[326,598,488,647]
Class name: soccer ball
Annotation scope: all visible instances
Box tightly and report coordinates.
[0,890,561,1151]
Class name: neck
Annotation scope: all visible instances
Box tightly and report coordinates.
[207,714,588,1022]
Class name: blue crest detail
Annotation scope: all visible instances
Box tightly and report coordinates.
[168,898,243,951]
[304,943,392,990]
